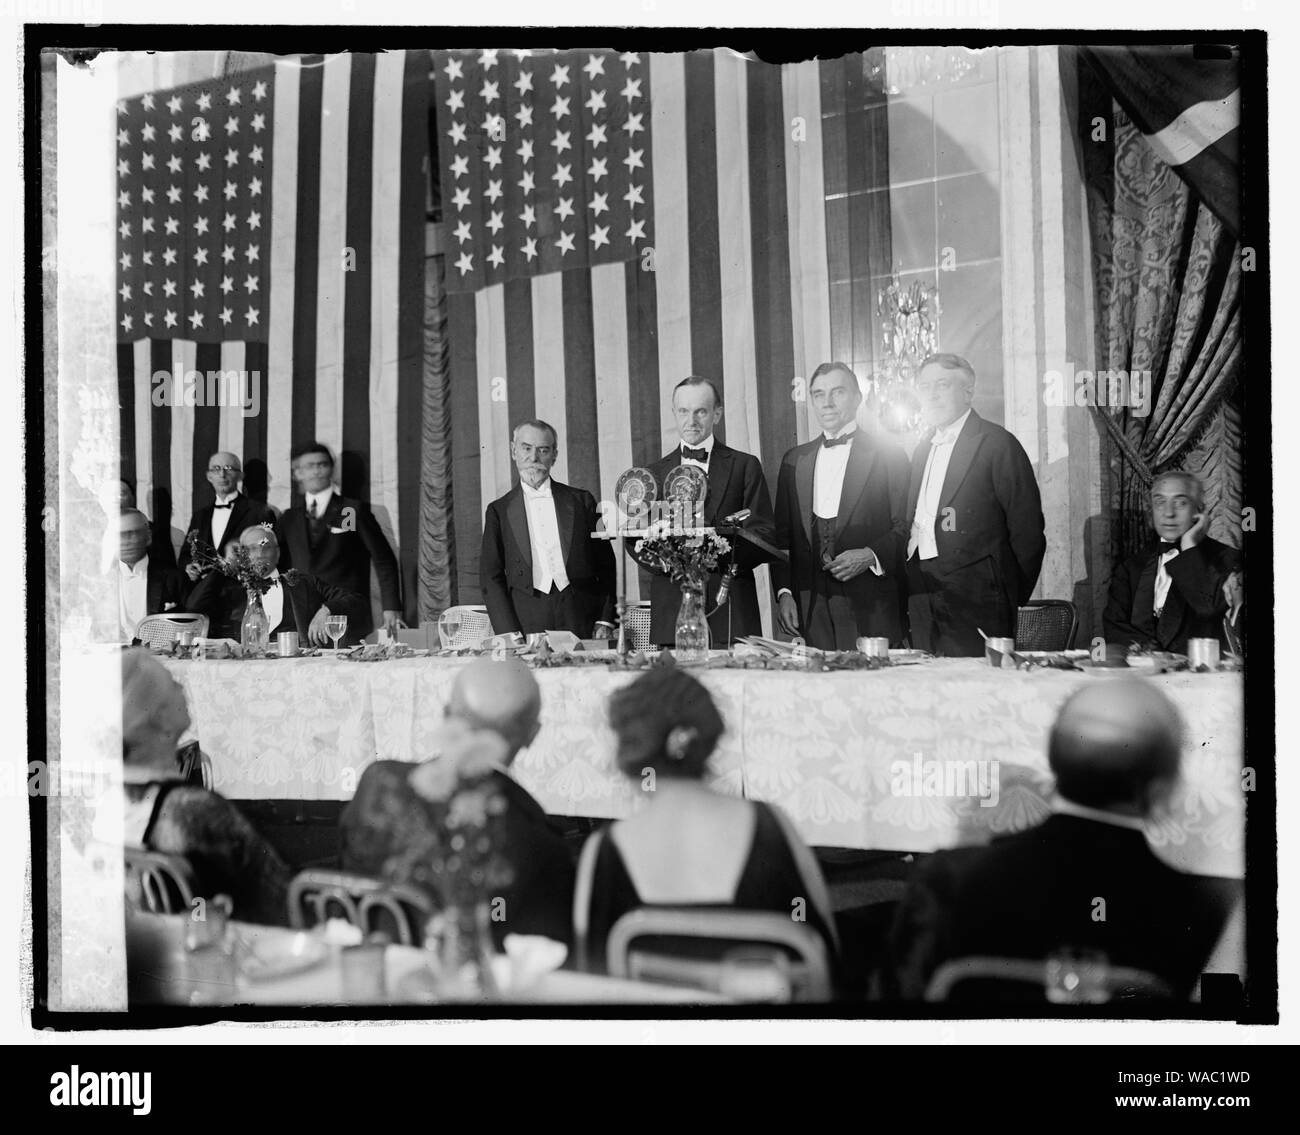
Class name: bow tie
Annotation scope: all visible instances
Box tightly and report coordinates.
[1158,542,1180,555]
[681,446,709,463]
[821,433,854,449]
[213,501,234,510]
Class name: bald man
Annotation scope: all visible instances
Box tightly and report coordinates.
[888,679,1238,1001]
[177,451,277,591]
[185,525,366,646]
[340,659,576,948]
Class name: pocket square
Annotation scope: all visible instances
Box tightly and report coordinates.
[164,602,177,611]
[328,526,347,534]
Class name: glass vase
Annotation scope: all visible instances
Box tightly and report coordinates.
[427,901,500,1001]
[674,582,710,664]
[241,589,269,656]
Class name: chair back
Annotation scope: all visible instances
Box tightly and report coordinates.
[924,955,1174,1004]
[288,869,435,945]
[623,601,653,654]
[135,612,209,649]
[435,605,494,649]
[125,847,197,915]
[606,907,832,1002]
[1015,600,1077,651]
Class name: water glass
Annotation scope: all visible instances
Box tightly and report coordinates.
[324,614,348,652]
[1187,638,1220,671]
[986,637,1016,668]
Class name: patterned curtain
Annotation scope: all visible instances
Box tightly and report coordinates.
[418,252,454,623]
[1086,103,1242,561]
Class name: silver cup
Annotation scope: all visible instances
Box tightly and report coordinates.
[855,636,891,659]
[177,628,196,649]
[1187,637,1220,670]
[986,637,1016,668]
[277,631,300,657]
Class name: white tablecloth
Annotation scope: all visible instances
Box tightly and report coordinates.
[161,657,1245,878]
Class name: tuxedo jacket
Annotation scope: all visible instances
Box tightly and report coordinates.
[278,493,402,641]
[480,479,616,637]
[905,410,1046,620]
[98,558,186,641]
[340,761,577,949]
[770,429,911,642]
[177,495,277,584]
[632,443,776,646]
[1103,535,1241,655]
[887,814,1238,1001]
[185,569,367,642]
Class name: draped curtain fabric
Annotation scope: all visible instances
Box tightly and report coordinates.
[1085,103,1242,562]
[419,253,454,622]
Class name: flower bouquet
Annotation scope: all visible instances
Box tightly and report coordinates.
[185,525,303,595]
[632,521,732,591]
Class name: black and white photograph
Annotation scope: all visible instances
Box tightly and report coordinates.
[9,0,1293,1072]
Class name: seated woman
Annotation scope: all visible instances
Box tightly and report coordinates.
[122,648,291,926]
[574,668,839,977]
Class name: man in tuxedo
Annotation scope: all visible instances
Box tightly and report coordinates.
[114,478,177,571]
[772,362,911,649]
[480,420,617,639]
[277,441,404,644]
[1103,471,1241,656]
[635,376,776,647]
[888,679,1237,1001]
[904,354,1046,656]
[186,524,367,645]
[340,658,576,948]
[177,452,276,590]
[111,509,185,641]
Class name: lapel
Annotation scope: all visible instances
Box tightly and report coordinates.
[321,491,346,528]
[146,560,163,612]
[835,431,878,535]
[505,485,532,571]
[795,441,817,550]
[938,410,984,510]
[551,481,575,556]
[704,442,732,524]
[226,495,252,537]
[907,430,932,517]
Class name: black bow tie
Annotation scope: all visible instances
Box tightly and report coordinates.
[821,433,854,448]
[213,501,234,510]
[1158,541,1180,555]
[682,446,709,463]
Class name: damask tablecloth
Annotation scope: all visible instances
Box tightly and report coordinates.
[161,657,1246,878]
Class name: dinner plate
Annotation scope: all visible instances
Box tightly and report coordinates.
[237,931,330,982]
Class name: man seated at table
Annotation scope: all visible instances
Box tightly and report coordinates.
[339,658,576,948]
[185,524,367,647]
[121,648,291,925]
[104,508,185,642]
[887,679,1237,1001]
[1102,470,1241,656]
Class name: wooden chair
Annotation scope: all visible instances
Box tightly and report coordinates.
[434,605,494,649]
[924,955,1174,1004]
[134,612,209,649]
[622,601,653,654]
[124,847,197,915]
[605,908,833,1002]
[287,869,436,946]
[1015,600,1078,651]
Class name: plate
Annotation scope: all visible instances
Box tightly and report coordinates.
[1074,661,1148,677]
[237,931,330,982]
[888,649,930,664]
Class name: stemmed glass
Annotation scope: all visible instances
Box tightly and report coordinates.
[438,609,462,651]
[325,614,348,653]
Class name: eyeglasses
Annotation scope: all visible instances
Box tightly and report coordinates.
[208,465,239,474]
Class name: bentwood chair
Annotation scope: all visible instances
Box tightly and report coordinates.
[622,601,653,654]
[435,605,494,649]
[924,956,1174,1005]
[124,847,197,915]
[288,870,436,946]
[605,908,833,1002]
[134,612,209,649]
[1015,600,1078,651]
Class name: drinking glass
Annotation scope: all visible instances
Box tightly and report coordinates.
[325,614,348,652]
[438,609,463,650]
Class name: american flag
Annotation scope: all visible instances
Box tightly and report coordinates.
[114,53,429,624]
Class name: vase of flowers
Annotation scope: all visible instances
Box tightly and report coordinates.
[674,582,710,664]
[241,589,269,654]
[633,521,731,664]
[399,719,515,1001]
[186,524,302,656]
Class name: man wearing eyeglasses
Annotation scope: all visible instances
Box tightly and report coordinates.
[480,420,617,640]
[904,353,1045,656]
[177,451,276,592]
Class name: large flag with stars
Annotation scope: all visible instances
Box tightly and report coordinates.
[114,53,429,623]
[434,47,849,607]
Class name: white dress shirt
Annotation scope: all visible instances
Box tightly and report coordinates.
[211,493,240,550]
[1153,547,1180,615]
[258,569,286,632]
[119,555,150,640]
[908,408,972,561]
[680,432,716,471]
[521,479,570,594]
[305,488,335,519]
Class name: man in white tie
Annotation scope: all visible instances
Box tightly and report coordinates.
[904,353,1045,656]
[177,451,276,589]
[1102,470,1240,655]
[772,362,911,649]
[110,509,184,642]
[480,420,617,639]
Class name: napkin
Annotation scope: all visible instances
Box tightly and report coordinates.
[491,934,568,992]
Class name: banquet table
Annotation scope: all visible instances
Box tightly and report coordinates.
[161,655,1246,879]
[126,913,725,1006]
